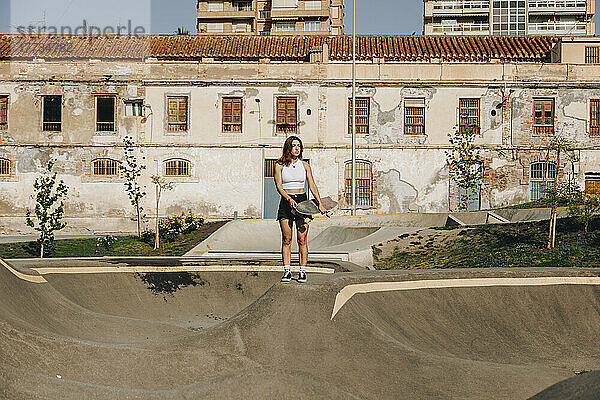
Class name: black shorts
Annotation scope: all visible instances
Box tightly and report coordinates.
[277,193,308,222]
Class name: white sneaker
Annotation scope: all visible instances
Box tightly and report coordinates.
[298,271,307,283]
[281,270,292,282]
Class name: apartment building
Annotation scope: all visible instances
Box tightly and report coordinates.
[424,0,595,35]
[1,34,600,232]
[197,0,344,35]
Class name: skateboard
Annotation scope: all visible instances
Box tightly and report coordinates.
[292,196,338,225]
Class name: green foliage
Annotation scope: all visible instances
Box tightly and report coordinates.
[96,235,117,252]
[446,124,483,211]
[151,175,174,192]
[25,161,68,258]
[0,221,226,259]
[567,187,600,233]
[375,216,600,270]
[157,212,205,243]
[111,240,153,255]
[151,175,175,249]
[120,136,146,237]
[176,27,190,35]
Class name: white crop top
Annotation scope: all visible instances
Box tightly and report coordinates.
[281,159,306,190]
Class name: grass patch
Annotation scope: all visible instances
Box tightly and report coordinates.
[375,216,600,270]
[0,221,226,259]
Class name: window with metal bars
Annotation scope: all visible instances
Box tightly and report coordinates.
[167,96,189,132]
[264,158,309,178]
[234,1,252,11]
[590,99,600,137]
[276,97,297,134]
[458,98,480,134]
[222,97,242,133]
[164,159,191,176]
[0,158,10,175]
[92,158,119,176]
[585,47,600,64]
[533,98,554,135]
[404,99,425,135]
[348,98,370,135]
[264,159,277,178]
[344,160,373,207]
[0,95,8,130]
[96,96,116,132]
[529,162,556,201]
[43,95,62,132]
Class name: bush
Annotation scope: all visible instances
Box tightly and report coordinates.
[140,230,155,245]
[158,212,205,243]
[96,235,117,252]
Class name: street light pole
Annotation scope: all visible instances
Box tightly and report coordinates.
[351,0,357,216]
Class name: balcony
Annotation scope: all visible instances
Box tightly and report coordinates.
[429,1,489,16]
[271,8,329,18]
[259,10,271,19]
[430,22,490,33]
[528,21,588,34]
[528,0,587,14]
[198,5,255,20]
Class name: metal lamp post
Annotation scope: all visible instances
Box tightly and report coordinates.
[351,0,357,216]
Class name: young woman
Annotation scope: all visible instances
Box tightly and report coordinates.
[274,136,326,283]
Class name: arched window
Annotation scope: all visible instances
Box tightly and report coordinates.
[344,160,373,206]
[0,158,11,175]
[92,158,119,176]
[530,161,556,201]
[164,159,191,177]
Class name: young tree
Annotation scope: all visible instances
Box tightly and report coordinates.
[120,136,146,238]
[446,124,483,211]
[25,161,68,258]
[151,175,174,249]
[568,186,600,233]
[543,135,575,249]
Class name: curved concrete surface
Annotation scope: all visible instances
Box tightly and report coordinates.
[185,219,423,266]
[529,370,600,399]
[186,210,570,268]
[1,261,600,399]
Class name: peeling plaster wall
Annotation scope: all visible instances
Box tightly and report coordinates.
[0,59,600,232]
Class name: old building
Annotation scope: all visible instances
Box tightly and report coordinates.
[423,0,595,35]
[197,0,345,35]
[0,34,599,233]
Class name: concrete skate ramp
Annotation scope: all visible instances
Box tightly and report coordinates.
[306,226,379,248]
[186,214,444,256]
[529,370,600,399]
[2,264,600,399]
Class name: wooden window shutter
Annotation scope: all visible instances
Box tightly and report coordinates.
[590,99,600,137]
[0,96,7,129]
[167,96,188,132]
[348,97,370,134]
[222,97,242,133]
[276,97,297,133]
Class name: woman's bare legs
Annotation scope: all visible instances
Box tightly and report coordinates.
[279,219,294,266]
[297,222,309,267]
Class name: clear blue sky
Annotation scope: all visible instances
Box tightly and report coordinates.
[0,0,598,35]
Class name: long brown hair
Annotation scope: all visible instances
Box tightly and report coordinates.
[277,135,303,166]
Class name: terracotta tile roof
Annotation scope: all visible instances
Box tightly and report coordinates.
[0,34,560,62]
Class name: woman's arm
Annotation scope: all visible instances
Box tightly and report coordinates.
[304,161,326,214]
[275,163,297,208]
